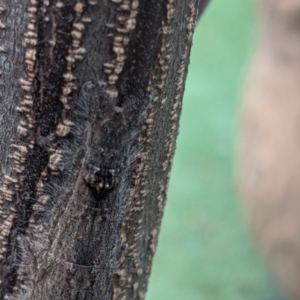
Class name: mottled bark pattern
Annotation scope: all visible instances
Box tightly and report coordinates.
[0,0,197,299]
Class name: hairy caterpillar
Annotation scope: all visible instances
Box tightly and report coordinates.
[80,82,152,192]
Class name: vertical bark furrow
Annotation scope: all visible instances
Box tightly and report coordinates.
[103,0,140,99]
[0,0,33,297]
[117,0,165,96]
[5,1,77,296]
[0,0,90,298]
[112,1,197,299]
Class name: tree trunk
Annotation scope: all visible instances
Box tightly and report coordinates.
[0,0,197,299]
[239,1,300,299]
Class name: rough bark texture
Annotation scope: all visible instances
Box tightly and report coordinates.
[239,1,300,300]
[0,0,197,299]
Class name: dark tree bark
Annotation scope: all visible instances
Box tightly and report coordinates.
[0,0,197,299]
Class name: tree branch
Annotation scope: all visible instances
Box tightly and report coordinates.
[0,0,197,299]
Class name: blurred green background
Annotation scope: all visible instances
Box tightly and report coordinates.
[146,1,285,299]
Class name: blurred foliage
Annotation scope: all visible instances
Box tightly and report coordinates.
[146,1,280,299]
